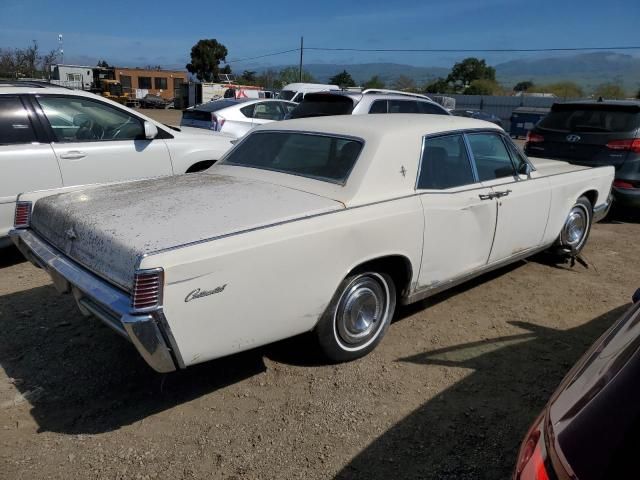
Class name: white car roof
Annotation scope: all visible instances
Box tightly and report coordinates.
[254,113,502,139]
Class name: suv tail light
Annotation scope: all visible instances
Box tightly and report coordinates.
[132,269,164,311]
[606,138,640,153]
[210,113,225,131]
[526,132,544,144]
[14,201,32,229]
[613,179,637,190]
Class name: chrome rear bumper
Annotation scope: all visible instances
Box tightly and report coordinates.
[593,194,613,223]
[10,228,178,373]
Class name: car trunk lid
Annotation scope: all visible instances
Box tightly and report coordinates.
[31,174,343,291]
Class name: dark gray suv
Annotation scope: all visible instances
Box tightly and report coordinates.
[525,100,640,208]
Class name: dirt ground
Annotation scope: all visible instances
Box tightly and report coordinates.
[1,203,639,479]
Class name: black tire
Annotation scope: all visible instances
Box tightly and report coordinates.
[315,271,396,362]
[555,196,593,256]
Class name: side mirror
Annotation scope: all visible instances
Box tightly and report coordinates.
[144,121,158,140]
[520,162,533,178]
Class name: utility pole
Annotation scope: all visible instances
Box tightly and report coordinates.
[298,36,304,82]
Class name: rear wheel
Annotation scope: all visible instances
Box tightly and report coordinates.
[556,196,592,255]
[315,272,396,362]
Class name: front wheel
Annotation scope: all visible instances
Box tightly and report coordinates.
[315,272,396,362]
[556,196,592,255]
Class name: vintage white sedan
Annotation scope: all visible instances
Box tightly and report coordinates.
[11,115,614,372]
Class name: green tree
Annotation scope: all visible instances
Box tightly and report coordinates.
[514,81,534,92]
[276,66,314,88]
[464,79,501,95]
[256,69,278,89]
[593,82,626,99]
[97,60,110,68]
[424,77,453,94]
[446,57,495,92]
[393,75,417,91]
[363,75,385,89]
[240,70,257,85]
[329,69,356,88]
[537,81,584,98]
[186,39,228,82]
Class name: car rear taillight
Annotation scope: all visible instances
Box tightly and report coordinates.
[613,179,638,190]
[526,132,544,143]
[606,138,640,153]
[132,269,164,311]
[514,416,550,480]
[14,201,32,229]
[210,113,225,131]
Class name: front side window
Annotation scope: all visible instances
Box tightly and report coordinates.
[0,96,37,145]
[280,102,296,114]
[154,77,167,89]
[37,96,144,142]
[467,133,516,181]
[138,77,152,89]
[222,132,363,183]
[417,134,475,190]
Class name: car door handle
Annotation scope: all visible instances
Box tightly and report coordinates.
[479,193,495,200]
[494,189,513,198]
[59,151,87,160]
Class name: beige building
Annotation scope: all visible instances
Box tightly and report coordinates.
[114,67,188,100]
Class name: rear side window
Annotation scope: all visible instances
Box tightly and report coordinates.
[222,132,362,183]
[0,96,37,145]
[418,102,448,115]
[369,100,387,114]
[539,106,640,133]
[388,100,419,113]
[289,94,354,119]
[240,104,255,118]
[467,133,516,181]
[418,134,475,189]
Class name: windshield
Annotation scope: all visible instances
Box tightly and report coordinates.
[221,131,363,184]
[278,90,297,101]
[539,106,640,133]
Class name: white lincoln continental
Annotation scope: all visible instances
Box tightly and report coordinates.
[11,115,614,372]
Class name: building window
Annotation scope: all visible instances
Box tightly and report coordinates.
[120,75,132,92]
[138,77,152,89]
[154,77,167,89]
[66,73,81,82]
[173,77,184,89]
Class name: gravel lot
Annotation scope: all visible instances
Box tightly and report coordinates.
[1,207,639,479]
[0,109,638,479]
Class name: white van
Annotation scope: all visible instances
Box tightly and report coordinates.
[277,83,341,103]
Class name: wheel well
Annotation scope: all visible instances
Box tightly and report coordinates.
[185,160,216,173]
[350,255,413,299]
[580,190,598,209]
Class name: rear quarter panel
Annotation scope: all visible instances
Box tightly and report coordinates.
[541,165,614,245]
[140,196,424,367]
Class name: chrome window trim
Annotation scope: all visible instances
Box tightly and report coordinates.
[465,130,520,183]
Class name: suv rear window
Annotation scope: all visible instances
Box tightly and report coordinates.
[289,94,355,119]
[221,131,363,183]
[538,104,640,133]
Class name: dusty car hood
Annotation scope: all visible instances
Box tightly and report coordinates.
[31,174,343,291]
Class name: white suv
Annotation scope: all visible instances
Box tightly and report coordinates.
[288,89,451,119]
[0,83,234,246]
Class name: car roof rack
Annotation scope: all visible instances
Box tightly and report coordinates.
[0,80,71,89]
[361,88,433,101]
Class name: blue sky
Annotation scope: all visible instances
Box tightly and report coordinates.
[1,0,639,70]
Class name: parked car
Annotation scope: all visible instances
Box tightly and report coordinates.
[0,84,234,247]
[288,89,450,119]
[138,94,171,109]
[451,108,503,128]
[277,82,341,103]
[514,288,640,480]
[181,98,296,138]
[525,100,640,207]
[11,115,613,372]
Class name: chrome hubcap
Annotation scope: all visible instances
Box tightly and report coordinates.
[336,276,386,345]
[562,205,588,248]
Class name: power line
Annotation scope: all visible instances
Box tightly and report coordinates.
[306,46,640,53]
[226,48,300,64]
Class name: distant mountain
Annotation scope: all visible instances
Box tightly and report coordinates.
[258,53,640,94]
[258,62,449,86]
[495,52,640,92]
